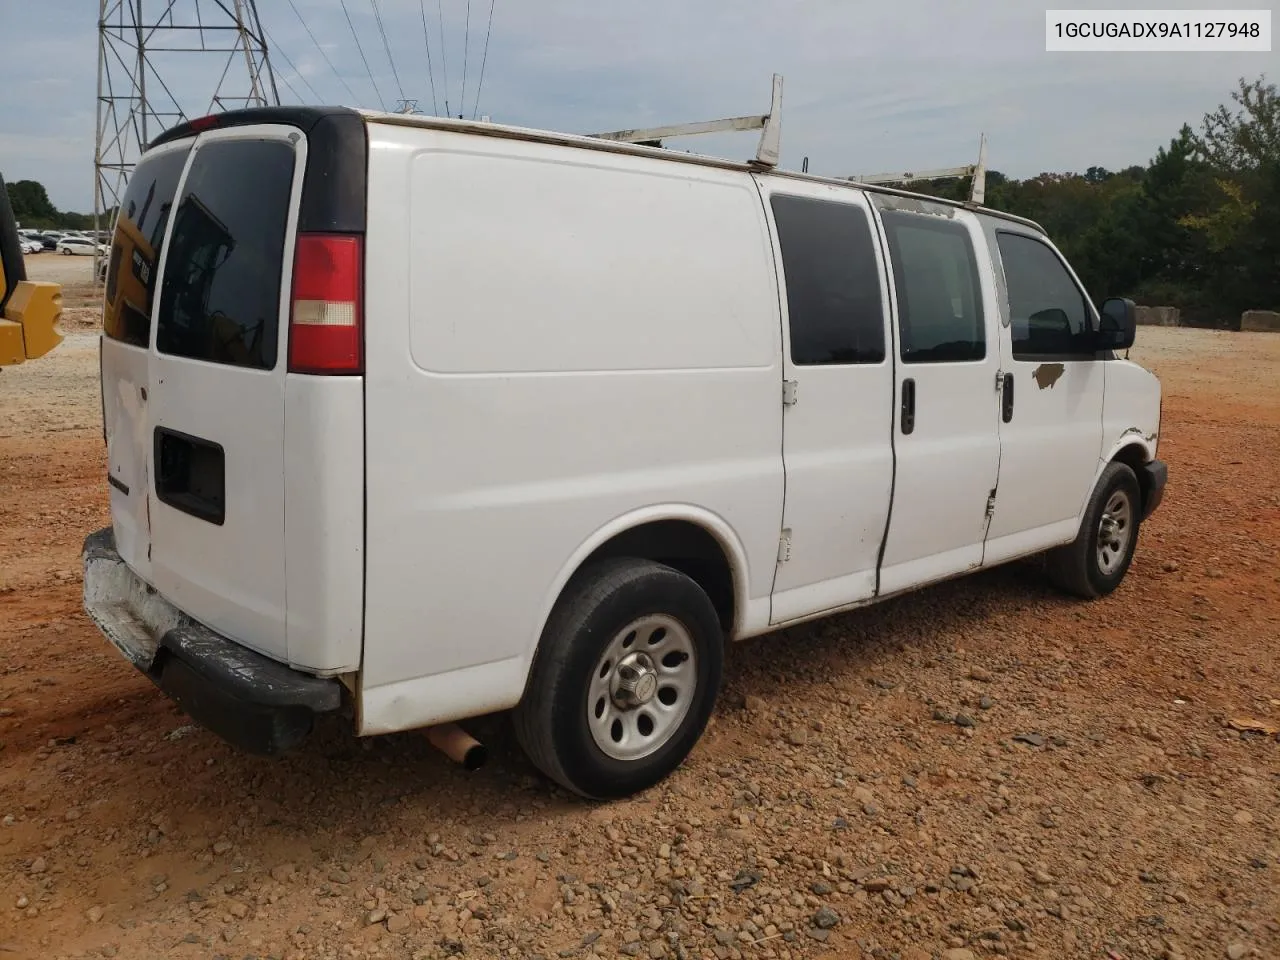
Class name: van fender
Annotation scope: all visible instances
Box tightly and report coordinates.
[1068,430,1159,539]
[522,504,753,674]
[1101,428,1158,470]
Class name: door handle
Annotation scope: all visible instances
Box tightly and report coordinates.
[1002,371,1015,423]
[900,378,916,435]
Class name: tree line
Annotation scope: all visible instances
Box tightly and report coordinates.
[1,179,103,232]
[913,75,1278,327]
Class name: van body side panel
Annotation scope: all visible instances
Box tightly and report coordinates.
[283,376,364,673]
[1101,360,1162,464]
[359,125,783,732]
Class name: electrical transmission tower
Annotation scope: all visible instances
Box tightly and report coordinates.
[94,0,279,264]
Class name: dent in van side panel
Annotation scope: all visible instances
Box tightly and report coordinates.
[358,125,784,734]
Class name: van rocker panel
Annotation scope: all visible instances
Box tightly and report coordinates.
[82,527,343,754]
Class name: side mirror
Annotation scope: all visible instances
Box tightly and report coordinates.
[1097,297,1136,351]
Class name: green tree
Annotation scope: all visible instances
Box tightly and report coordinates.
[1195,75,1279,172]
[4,179,58,222]
[1187,75,1280,314]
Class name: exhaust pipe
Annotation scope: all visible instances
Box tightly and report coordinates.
[425,723,487,771]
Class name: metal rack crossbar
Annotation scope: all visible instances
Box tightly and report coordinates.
[588,73,784,169]
[587,73,989,205]
[846,134,989,204]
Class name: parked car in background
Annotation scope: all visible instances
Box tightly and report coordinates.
[21,238,42,254]
[56,236,107,256]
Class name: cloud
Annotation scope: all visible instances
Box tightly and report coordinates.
[1,0,1272,211]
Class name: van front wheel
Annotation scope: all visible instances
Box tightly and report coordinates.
[1047,461,1142,598]
[513,558,724,799]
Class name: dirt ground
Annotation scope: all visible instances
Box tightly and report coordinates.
[1,316,1278,960]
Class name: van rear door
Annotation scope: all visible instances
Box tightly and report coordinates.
[145,127,304,663]
[101,141,194,583]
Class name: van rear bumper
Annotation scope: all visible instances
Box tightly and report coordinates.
[81,527,343,755]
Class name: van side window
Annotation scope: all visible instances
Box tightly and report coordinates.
[880,211,985,364]
[770,195,886,365]
[996,232,1093,359]
[103,147,191,348]
[156,139,296,370]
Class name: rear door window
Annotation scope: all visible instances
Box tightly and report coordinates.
[880,210,985,364]
[103,146,190,347]
[770,194,886,365]
[155,139,296,370]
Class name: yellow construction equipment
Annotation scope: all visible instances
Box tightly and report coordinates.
[1,172,63,367]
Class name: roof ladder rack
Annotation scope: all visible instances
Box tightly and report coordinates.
[846,133,989,204]
[587,73,784,169]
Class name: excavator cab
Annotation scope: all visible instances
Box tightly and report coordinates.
[0,172,62,366]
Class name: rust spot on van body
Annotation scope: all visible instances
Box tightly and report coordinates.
[1032,363,1065,390]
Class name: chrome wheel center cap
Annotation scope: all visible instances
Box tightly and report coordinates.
[613,652,659,707]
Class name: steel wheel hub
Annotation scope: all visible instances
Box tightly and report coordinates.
[587,614,698,761]
[613,651,659,707]
[1096,489,1133,575]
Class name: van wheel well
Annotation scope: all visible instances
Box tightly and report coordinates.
[1111,443,1151,513]
[582,521,736,634]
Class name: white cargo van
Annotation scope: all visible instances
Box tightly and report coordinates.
[83,106,1166,799]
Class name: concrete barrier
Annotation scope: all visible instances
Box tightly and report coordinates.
[1135,305,1180,327]
[1241,310,1280,333]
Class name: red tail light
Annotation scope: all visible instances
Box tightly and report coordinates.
[288,233,363,374]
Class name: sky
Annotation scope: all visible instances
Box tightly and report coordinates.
[0,1,1271,214]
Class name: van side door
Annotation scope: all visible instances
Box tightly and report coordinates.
[760,181,895,623]
[982,225,1105,563]
[872,199,1003,593]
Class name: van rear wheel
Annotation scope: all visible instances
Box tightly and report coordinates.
[513,558,723,799]
[1046,461,1142,599]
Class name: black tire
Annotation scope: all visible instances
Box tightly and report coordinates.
[513,557,724,800]
[1047,461,1142,599]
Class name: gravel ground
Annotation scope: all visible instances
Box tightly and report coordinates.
[1,326,1277,960]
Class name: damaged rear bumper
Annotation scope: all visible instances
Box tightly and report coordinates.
[81,527,343,755]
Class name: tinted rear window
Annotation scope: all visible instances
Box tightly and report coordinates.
[156,139,296,369]
[770,194,886,365]
[881,210,985,364]
[103,146,190,347]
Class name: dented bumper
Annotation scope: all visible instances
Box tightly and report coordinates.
[81,527,343,755]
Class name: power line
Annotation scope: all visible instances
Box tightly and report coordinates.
[460,0,471,119]
[262,26,323,104]
[275,69,306,105]
[340,0,386,110]
[472,0,495,120]
[418,0,440,116]
[437,0,450,116]
[284,0,360,104]
[368,0,405,102]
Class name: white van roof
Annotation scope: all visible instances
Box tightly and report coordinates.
[358,109,1047,235]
